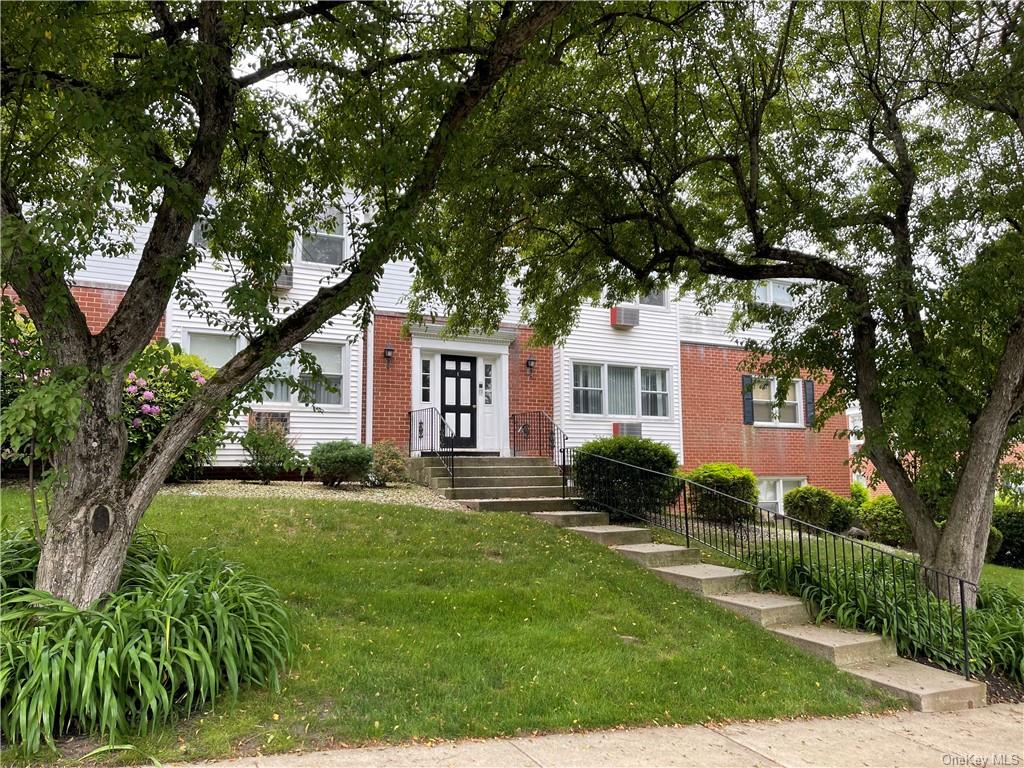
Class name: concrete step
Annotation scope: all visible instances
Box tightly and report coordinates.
[435,473,563,489]
[567,525,652,546]
[612,543,700,568]
[442,483,565,500]
[652,563,750,596]
[845,657,987,712]
[422,465,562,481]
[532,511,609,527]
[415,456,554,469]
[769,623,897,667]
[463,497,581,513]
[710,592,811,628]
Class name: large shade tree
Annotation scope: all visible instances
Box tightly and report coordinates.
[410,1,1024,602]
[0,0,575,607]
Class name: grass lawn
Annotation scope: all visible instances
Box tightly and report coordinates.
[1,487,895,765]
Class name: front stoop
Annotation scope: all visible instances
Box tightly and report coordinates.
[651,563,749,596]
[769,624,896,667]
[845,658,988,712]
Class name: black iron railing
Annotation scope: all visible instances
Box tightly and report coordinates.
[510,411,568,467]
[560,447,977,680]
[408,407,456,488]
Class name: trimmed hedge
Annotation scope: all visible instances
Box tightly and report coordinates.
[573,436,679,521]
[0,529,294,754]
[684,462,759,524]
[860,494,913,548]
[783,485,854,533]
[310,440,373,486]
[992,497,1024,568]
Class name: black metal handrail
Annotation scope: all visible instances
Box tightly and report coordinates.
[509,410,568,471]
[560,446,977,680]
[408,407,456,488]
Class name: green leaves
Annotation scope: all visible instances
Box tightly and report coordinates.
[0,529,295,755]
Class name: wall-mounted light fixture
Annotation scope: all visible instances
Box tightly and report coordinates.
[525,357,536,376]
[383,346,394,369]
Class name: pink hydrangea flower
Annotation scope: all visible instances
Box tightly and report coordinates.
[151,405,161,414]
[132,418,142,427]
[138,379,147,387]
[126,385,138,394]
[128,371,137,382]
[142,390,155,401]
[140,404,155,415]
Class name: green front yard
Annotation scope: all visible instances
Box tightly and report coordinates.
[1,487,894,764]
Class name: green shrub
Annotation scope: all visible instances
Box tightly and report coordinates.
[860,494,913,547]
[0,529,294,754]
[241,423,303,484]
[783,485,851,531]
[309,439,373,486]
[367,440,407,487]
[992,497,1024,567]
[752,543,1024,683]
[850,481,869,511]
[573,436,679,521]
[684,462,759,524]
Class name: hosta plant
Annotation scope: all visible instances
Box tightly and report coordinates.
[0,529,295,754]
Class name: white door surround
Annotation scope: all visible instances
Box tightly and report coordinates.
[410,327,516,456]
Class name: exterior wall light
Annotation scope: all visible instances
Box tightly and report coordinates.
[383,346,394,369]
[525,357,536,376]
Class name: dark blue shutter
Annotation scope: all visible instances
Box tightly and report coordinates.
[804,379,815,427]
[742,374,754,424]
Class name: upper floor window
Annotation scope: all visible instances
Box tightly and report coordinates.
[192,219,212,251]
[299,341,345,405]
[752,378,801,425]
[188,332,237,369]
[755,280,796,308]
[639,289,667,307]
[300,218,346,266]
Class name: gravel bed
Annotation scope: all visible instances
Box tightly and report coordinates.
[157,480,465,511]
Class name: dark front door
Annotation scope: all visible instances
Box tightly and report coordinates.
[441,354,476,449]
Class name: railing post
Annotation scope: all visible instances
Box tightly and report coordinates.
[408,411,412,456]
[959,580,970,680]
[682,482,690,547]
[561,446,567,498]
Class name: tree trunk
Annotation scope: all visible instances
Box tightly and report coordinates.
[34,369,139,608]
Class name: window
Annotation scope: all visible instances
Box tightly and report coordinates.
[483,363,493,405]
[758,477,805,517]
[755,280,797,308]
[639,289,666,307]
[188,332,237,368]
[421,359,431,403]
[640,368,669,417]
[573,363,603,415]
[299,342,345,405]
[572,363,671,417]
[192,219,211,250]
[300,218,346,266]
[752,378,801,426]
[251,411,290,433]
[264,354,292,403]
[607,366,636,416]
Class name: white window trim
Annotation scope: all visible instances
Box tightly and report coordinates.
[758,476,807,516]
[570,361,673,420]
[752,377,804,429]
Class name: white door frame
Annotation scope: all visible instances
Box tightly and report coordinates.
[410,332,513,456]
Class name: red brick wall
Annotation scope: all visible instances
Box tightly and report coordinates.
[369,313,413,451]
[679,342,851,496]
[4,284,165,339]
[509,328,553,416]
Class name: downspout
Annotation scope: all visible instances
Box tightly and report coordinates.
[365,317,374,444]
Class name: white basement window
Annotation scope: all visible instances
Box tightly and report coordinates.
[758,478,805,517]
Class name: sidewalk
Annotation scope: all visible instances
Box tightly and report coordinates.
[178,704,1023,768]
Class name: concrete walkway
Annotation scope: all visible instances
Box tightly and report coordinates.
[179,704,1023,768]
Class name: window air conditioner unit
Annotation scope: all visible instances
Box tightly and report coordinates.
[612,422,643,437]
[610,306,639,328]
[273,264,293,291]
